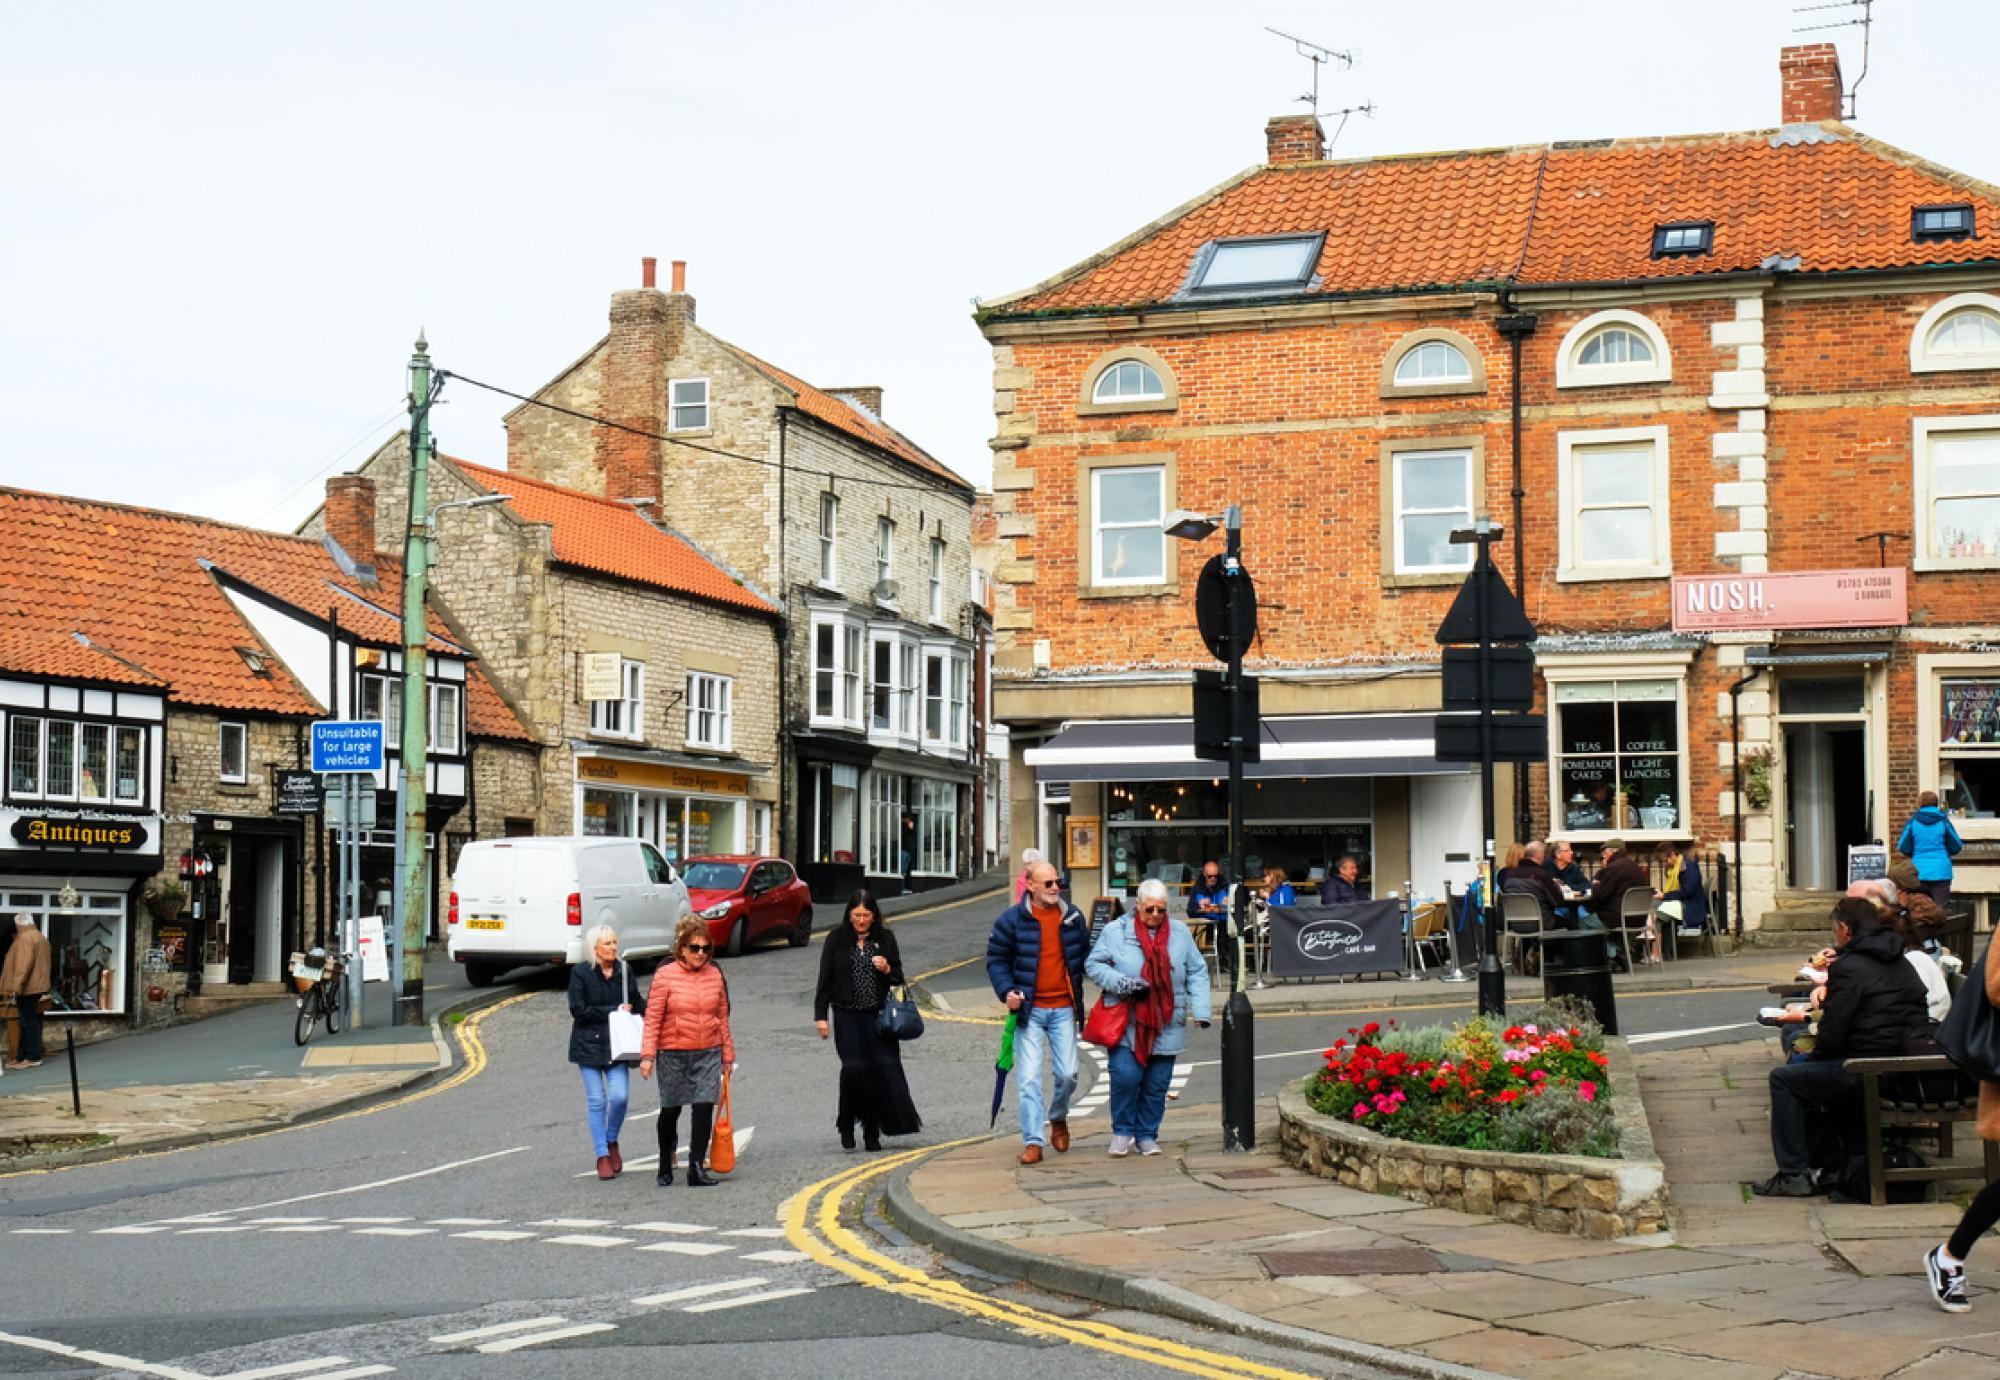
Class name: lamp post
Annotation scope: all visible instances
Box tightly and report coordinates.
[1165,504,1257,1151]
[1447,519,1508,1018]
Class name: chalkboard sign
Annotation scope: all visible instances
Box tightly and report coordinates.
[1847,844,1889,889]
[274,770,323,816]
[1088,897,1122,945]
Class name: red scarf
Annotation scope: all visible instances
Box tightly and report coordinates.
[1130,918,1176,1066]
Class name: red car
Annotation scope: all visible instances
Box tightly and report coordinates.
[684,855,814,955]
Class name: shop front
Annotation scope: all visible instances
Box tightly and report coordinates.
[574,749,765,868]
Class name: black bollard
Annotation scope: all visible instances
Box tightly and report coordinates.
[65,1022,81,1117]
[1221,985,1256,1150]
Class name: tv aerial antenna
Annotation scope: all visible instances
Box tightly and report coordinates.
[1792,0,1874,118]
[1264,27,1376,147]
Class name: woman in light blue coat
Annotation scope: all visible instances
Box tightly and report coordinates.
[1087,878,1212,1157]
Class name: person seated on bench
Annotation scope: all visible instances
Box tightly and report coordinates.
[1753,897,1935,1198]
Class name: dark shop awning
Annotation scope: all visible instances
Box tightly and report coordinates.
[1024,713,1460,783]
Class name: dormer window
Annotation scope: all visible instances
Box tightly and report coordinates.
[1652,221,1713,257]
[1913,205,1975,242]
[1188,234,1323,295]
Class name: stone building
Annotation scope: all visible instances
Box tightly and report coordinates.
[497,261,983,897]
[977,44,2000,935]
[310,453,785,876]
[0,485,531,1038]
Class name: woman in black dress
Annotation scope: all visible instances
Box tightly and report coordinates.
[813,889,922,1150]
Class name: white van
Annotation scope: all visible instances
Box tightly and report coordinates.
[447,836,691,987]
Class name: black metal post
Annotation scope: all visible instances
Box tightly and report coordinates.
[64,1021,81,1117]
[1220,509,1256,1151]
[1472,532,1506,1017]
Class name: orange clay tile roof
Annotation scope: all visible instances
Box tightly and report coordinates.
[722,347,974,492]
[0,624,163,687]
[991,128,2000,315]
[448,458,778,617]
[0,486,531,741]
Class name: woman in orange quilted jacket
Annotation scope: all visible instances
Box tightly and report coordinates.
[639,918,736,1188]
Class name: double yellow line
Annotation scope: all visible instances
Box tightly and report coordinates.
[782,1142,1322,1380]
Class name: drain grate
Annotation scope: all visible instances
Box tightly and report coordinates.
[1258,1246,1441,1276]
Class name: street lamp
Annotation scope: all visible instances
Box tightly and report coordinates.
[427,493,511,535]
[1165,503,1257,1151]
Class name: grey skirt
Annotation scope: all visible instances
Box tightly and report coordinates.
[655,1046,723,1107]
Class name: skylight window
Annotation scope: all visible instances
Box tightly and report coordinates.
[1913,204,1975,241]
[1189,234,1323,294]
[1652,221,1713,257]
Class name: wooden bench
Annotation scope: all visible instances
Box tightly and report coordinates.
[1843,1053,1999,1206]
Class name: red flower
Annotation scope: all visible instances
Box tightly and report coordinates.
[1497,1089,1521,1103]
[1362,1021,1381,1036]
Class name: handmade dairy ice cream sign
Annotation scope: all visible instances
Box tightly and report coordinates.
[1670,567,1907,632]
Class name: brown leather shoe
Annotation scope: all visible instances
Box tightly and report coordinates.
[607,1142,623,1174]
[1018,1144,1043,1166]
[596,1154,615,1180]
[1049,1120,1070,1153]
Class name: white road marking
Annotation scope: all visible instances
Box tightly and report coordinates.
[158,1214,235,1224]
[452,1229,538,1242]
[530,1217,612,1228]
[217,1357,359,1378]
[11,1228,72,1235]
[355,1226,435,1237]
[265,1225,344,1234]
[633,1278,768,1307]
[336,1217,412,1225]
[634,1241,731,1256]
[682,1286,816,1312]
[287,1368,391,1380]
[475,1322,616,1353]
[245,1216,326,1225]
[430,1316,566,1345]
[740,1249,810,1263]
[179,1226,253,1234]
[0,1330,210,1380]
[94,1225,171,1235]
[625,1220,711,1233]
[1628,1022,1752,1044]
[425,1217,505,1226]
[542,1233,632,1248]
[719,1226,786,1238]
[196,1146,529,1218]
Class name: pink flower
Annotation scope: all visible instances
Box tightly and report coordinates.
[1578,1081,1598,1103]
[1528,1070,1547,1082]
[1352,1104,1369,1121]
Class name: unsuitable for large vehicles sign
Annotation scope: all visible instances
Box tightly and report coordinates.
[311,720,385,774]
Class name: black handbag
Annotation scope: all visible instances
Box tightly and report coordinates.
[876,985,924,1041]
[1938,940,2000,1082]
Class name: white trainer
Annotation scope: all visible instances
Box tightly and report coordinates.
[1107,1134,1133,1157]
[1137,1138,1162,1156]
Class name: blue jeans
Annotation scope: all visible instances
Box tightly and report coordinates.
[579,1063,630,1157]
[1108,1045,1176,1140]
[1015,1005,1078,1146]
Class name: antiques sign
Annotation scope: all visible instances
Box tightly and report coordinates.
[11,815,150,850]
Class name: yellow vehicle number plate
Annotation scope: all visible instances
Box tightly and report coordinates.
[466,918,504,930]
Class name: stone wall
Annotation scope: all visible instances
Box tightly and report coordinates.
[1275,1040,1668,1240]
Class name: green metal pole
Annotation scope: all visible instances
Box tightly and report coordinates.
[398,332,434,1027]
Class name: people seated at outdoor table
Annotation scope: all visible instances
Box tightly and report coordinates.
[1540,839,1591,917]
[1319,855,1368,905]
[1583,839,1652,960]
[1187,861,1231,965]
[1260,867,1296,908]
[1753,897,1936,1198]
[1497,842,1564,916]
[1655,838,1708,949]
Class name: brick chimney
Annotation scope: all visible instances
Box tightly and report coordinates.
[1265,113,1326,166]
[829,386,883,418]
[596,257,697,510]
[1781,44,1844,124]
[324,474,378,559]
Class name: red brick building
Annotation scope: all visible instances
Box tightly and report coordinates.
[980,45,2000,934]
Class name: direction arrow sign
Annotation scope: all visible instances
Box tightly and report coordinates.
[311,720,385,774]
[1434,564,1537,645]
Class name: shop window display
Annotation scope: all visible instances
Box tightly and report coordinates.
[1100,778,1371,895]
[1942,678,2000,819]
[1554,680,1682,833]
[5,890,126,1014]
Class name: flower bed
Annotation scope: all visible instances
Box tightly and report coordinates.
[1302,1003,1616,1157]
[1278,1000,1668,1239]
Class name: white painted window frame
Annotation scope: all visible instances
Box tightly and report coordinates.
[1391,447,1476,576]
[818,492,839,586]
[219,721,248,784]
[668,377,709,431]
[1089,463,1167,588]
[1557,425,1673,583]
[1912,293,2000,373]
[685,671,733,751]
[589,660,646,741]
[1539,649,1696,848]
[1556,309,1672,388]
[1913,413,2000,572]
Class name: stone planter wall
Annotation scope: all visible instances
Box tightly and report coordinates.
[1277,1036,1668,1240]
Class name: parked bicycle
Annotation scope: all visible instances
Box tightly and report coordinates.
[290,947,348,1046]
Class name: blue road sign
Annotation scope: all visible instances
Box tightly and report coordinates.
[312,719,385,774]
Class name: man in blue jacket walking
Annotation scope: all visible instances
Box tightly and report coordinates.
[1897,791,1963,911]
[987,859,1091,1165]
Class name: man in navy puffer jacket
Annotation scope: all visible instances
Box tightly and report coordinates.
[987,859,1090,1164]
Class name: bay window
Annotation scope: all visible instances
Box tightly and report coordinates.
[1552,679,1685,835]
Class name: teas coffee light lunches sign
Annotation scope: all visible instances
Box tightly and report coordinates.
[1670,568,1908,633]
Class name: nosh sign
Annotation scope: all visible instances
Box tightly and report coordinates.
[1670,567,1907,633]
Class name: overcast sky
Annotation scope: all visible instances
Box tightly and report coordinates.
[3,2,1993,532]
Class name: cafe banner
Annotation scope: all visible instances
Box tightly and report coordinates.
[1268,900,1404,979]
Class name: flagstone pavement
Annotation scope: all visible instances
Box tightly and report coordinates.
[897,1036,2000,1380]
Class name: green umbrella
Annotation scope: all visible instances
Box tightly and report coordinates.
[989,1010,1017,1127]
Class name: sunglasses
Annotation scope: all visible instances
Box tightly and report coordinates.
[1033,878,1063,888]
[1139,905,1169,915]
[684,943,712,953]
